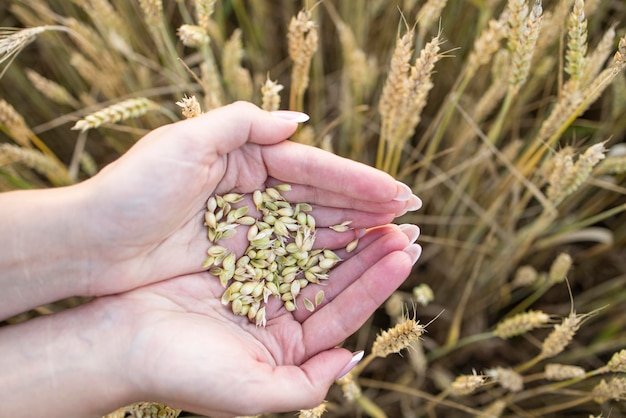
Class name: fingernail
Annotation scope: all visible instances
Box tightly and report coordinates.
[398,224,420,244]
[406,194,422,211]
[403,243,422,266]
[393,181,413,201]
[336,350,364,379]
[271,110,310,123]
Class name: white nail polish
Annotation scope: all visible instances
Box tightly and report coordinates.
[271,110,310,123]
[336,350,364,379]
[393,181,412,201]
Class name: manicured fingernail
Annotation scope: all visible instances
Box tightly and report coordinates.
[271,110,310,123]
[336,350,364,379]
[399,224,420,244]
[404,243,422,265]
[406,194,422,211]
[393,181,413,201]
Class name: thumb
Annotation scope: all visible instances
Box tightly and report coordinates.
[170,101,306,157]
[251,348,355,413]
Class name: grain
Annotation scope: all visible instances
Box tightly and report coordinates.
[204,185,347,325]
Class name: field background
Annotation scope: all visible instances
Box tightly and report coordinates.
[1,0,626,417]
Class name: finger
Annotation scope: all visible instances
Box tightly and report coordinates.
[302,244,420,354]
[245,348,353,414]
[263,141,416,204]
[265,179,410,215]
[138,101,301,165]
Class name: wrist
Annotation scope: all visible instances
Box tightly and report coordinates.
[0,300,137,418]
[0,184,95,319]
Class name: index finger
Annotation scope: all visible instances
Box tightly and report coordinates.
[262,141,411,203]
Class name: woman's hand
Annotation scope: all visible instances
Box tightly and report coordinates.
[79,102,420,296]
[0,223,421,418]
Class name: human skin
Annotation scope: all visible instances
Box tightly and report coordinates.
[0,101,422,417]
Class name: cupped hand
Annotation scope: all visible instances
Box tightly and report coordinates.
[93,223,421,417]
[79,101,420,296]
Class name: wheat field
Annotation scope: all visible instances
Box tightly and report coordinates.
[1,0,626,417]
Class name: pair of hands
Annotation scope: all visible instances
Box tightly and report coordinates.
[0,102,421,417]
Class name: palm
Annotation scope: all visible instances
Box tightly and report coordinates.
[106,224,415,416]
[80,104,408,297]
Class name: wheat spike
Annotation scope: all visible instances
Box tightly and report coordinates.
[488,367,524,392]
[511,265,539,288]
[581,24,616,86]
[222,29,252,101]
[288,9,318,110]
[195,0,216,32]
[592,377,626,403]
[607,349,626,373]
[417,0,448,39]
[25,69,80,108]
[71,98,160,132]
[564,0,588,93]
[298,402,327,418]
[466,16,508,78]
[547,143,606,204]
[371,317,425,358]
[548,252,573,285]
[176,95,202,119]
[0,143,71,185]
[509,0,543,94]
[540,311,584,358]
[138,0,163,27]
[261,76,283,112]
[545,363,586,380]
[177,24,209,47]
[0,99,33,147]
[450,371,487,396]
[493,310,551,339]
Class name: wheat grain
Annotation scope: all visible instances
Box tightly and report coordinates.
[204,185,345,325]
[544,363,586,380]
[493,310,551,339]
[71,98,160,132]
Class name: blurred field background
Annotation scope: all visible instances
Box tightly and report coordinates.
[1,0,626,417]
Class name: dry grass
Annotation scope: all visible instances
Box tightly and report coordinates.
[2,0,626,416]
